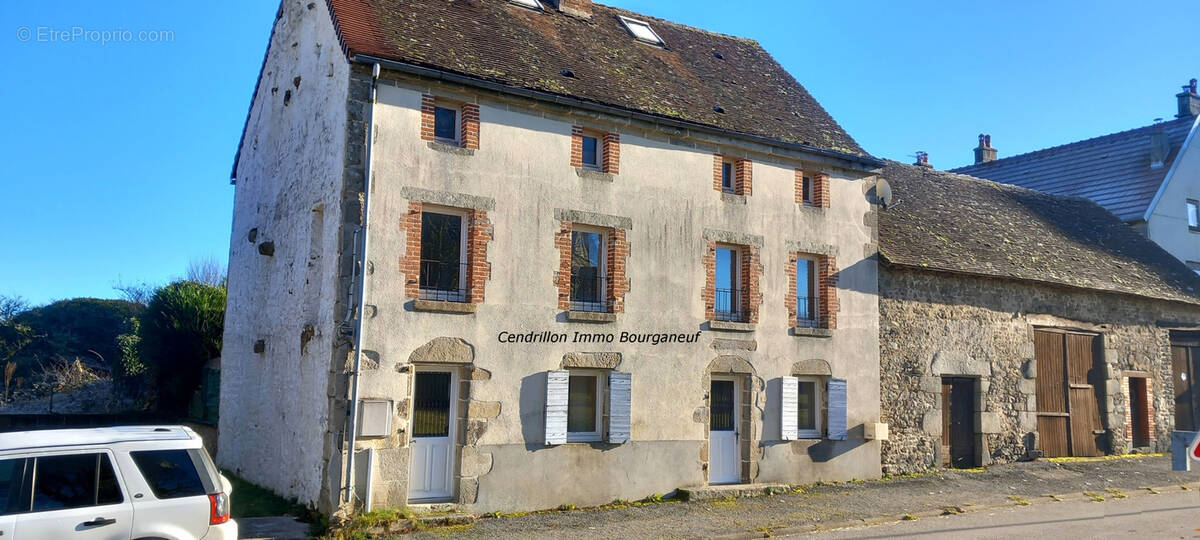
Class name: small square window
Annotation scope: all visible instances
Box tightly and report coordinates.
[721,161,735,193]
[567,373,602,442]
[1189,200,1199,231]
[509,0,542,10]
[581,135,601,169]
[618,16,664,46]
[434,106,459,143]
[797,377,823,439]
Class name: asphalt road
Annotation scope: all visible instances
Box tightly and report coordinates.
[807,488,1200,539]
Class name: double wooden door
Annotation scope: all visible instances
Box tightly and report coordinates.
[1171,337,1200,432]
[1035,330,1103,457]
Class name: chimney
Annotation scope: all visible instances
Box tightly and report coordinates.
[914,151,931,168]
[554,0,592,20]
[1150,120,1170,169]
[973,134,998,164]
[1178,78,1200,119]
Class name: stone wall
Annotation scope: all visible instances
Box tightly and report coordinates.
[879,265,1199,474]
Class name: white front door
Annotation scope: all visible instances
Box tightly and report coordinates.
[409,369,457,501]
[709,377,740,484]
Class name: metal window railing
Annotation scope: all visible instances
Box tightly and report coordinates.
[418,259,469,302]
[570,272,611,312]
[713,287,748,322]
[796,295,819,328]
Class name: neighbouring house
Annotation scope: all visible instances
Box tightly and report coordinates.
[221,0,887,514]
[953,80,1200,268]
[877,161,1200,473]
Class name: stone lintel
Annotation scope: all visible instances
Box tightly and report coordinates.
[703,228,763,247]
[554,209,632,230]
[401,186,495,211]
[561,352,622,369]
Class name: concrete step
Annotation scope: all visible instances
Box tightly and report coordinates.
[677,483,792,502]
[413,512,475,528]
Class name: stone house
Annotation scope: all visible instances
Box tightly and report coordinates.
[954,81,1200,268]
[877,161,1200,474]
[220,0,888,514]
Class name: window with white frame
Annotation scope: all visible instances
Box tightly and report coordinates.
[581,133,603,170]
[714,246,744,321]
[570,226,608,312]
[796,377,823,438]
[433,104,461,145]
[1189,199,1200,231]
[796,257,819,327]
[567,371,603,442]
[618,16,664,46]
[419,208,468,302]
[509,0,543,10]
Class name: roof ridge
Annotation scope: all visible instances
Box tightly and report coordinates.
[887,160,1102,207]
[952,115,1194,171]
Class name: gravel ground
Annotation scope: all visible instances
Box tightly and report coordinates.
[408,455,1200,539]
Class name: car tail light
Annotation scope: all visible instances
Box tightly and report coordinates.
[209,492,230,525]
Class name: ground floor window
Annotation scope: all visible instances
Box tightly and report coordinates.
[567,372,603,442]
[796,377,822,438]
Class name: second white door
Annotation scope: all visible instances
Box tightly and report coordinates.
[709,377,740,484]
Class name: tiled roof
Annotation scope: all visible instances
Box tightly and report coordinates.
[879,162,1200,305]
[952,116,1198,222]
[326,0,871,159]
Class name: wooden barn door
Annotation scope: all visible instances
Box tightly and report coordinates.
[941,377,976,468]
[1170,337,1200,432]
[1035,330,1103,457]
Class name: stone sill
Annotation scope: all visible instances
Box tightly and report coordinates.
[413,299,477,314]
[792,326,833,338]
[427,141,475,156]
[709,320,756,332]
[567,310,617,323]
[720,192,747,204]
[575,168,615,182]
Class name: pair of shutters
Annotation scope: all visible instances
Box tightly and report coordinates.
[545,370,631,445]
[780,376,847,441]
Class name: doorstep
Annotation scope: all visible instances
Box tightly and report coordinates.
[677,483,791,502]
[412,512,475,528]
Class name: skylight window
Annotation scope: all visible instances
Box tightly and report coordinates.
[510,0,543,11]
[619,16,664,46]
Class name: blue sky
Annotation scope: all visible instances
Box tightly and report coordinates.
[2,1,1197,306]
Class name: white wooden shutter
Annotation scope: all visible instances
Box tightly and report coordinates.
[607,372,632,444]
[545,370,569,445]
[780,376,799,441]
[827,378,848,441]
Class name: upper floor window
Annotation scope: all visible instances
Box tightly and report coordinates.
[1189,199,1199,231]
[800,175,814,206]
[618,16,664,46]
[796,257,819,327]
[434,105,460,144]
[721,160,735,193]
[714,247,745,322]
[581,134,602,170]
[714,155,751,196]
[420,209,467,302]
[570,227,608,312]
[509,0,543,10]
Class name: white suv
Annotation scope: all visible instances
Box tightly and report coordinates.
[0,425,236,539]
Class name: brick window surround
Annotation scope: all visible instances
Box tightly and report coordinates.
[713,155,752,196]
[402,201,492,303]
[702,242,763,323]
[787,253,838,329]
[570,126,620,174]
[795,170,830,208]
[555,222,630,312]
[420,95,480,150]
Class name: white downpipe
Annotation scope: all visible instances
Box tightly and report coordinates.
[343,62,380,506]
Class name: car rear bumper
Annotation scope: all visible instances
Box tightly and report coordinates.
[202,519,238,540]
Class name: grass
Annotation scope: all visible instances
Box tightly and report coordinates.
[1083,491,1105,502]
[223,471,310,519]
[1007,495,1030,506]
[1105,488,1127,499]
[323,508,415,540]
[901,513,919,521]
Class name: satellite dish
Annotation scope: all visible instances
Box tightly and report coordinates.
[877,178,895,209]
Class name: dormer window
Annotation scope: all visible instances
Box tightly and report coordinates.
[618,16,664,46]
[510,0,543,11]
